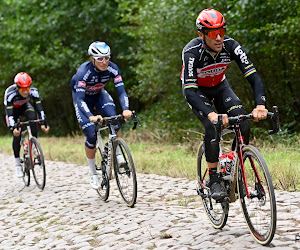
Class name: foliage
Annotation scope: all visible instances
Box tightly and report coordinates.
[0,0,134,135]
[0,0,299,138]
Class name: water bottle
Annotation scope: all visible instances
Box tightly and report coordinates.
[223,151,237,182]
[23,141,29,153]
[218,154,227,174]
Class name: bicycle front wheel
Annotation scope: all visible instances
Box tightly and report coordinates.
[95,147,110,201]
[197,143,228,229]
[22,158,30,187]
[30,137,46,190]
[238,145,276,245]
[113,137,137,207]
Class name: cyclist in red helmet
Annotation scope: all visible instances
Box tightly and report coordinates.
[4,72,50,178]
[181,9,268,200]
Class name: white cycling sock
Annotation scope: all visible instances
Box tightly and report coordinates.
[87,158,96,176]
[15,157,21,166]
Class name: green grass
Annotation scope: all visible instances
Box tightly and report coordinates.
[0,134,299,191]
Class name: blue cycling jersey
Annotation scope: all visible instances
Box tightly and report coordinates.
[71,61,129,119]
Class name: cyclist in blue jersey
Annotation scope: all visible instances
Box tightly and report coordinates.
[71,41,132,189]
[4,72,50,177]
[181,9,268,200]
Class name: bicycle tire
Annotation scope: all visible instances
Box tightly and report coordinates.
[22,157,30,187]
[237,145,276,245]
[95,147,110,201]
[30,137,46,190]
[197,143,228,229]
[113,137,137,207]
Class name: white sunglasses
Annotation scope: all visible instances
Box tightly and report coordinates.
[93,56,110,62]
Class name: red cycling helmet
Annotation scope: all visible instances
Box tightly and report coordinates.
[196,9,226,31]
[14,72,32,88]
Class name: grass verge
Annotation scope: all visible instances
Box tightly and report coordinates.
[0,133,299,191]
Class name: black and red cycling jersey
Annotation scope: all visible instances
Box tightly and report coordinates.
[4,84,46,128]
[181,35,266,116]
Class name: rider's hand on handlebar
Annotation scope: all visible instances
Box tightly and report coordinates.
[122,110,132,121]
[208,112,229,126]
[89,115,103,124]
[252,105,268,122]
[41,125,50,134]
[13,127,21,137]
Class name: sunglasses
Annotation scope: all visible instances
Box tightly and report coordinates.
[18,86,31,92]
[205,28,226,39]
[93,56,110,62]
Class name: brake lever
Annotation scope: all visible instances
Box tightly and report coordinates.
[268,106,282,135]
[132,111,141,130]
[211,114,223,144]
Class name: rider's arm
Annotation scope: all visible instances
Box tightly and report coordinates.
[231,41,266,107]
[4,88,16,130]
[111,65,129,111]
[73,74,93,119]
[181,51,215,116]
[30,87,47,121]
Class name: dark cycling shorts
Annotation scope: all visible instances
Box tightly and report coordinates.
[192,79,250,162]
[72,88,120,149]
[7,102,37,158]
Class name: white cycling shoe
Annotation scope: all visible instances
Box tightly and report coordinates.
[90,174,101,189]
[15,165,24,178]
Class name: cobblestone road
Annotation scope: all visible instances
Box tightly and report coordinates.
[0,154,299,249]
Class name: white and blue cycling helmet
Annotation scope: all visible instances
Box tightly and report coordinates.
[88,41,111,57]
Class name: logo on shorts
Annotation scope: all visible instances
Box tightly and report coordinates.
[225,97,232,102]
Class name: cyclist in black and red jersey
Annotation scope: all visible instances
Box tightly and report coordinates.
[181,9,268,200]
[4,72,50,178]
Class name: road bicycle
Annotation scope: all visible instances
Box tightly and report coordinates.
[93,111,140,207]
[16,119,47,190]
[197,106,281,245]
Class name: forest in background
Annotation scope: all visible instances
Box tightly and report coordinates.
[0,0,299,140]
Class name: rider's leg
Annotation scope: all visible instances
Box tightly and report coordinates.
[192,108,227,200]
[24,103,37,137]
[9,107,26,177]
[96,89,125,165]
[214,80,250,145]
[72,94,100,189]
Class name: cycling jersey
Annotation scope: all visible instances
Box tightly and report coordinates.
[181,36,266,116]
[4,84,46,128]
[71,61,129,119]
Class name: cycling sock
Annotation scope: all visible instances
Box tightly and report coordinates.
[15,157,21,166]
[87,157,96,176]
[209,168,219,183]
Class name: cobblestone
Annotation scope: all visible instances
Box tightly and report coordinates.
[0,154,299,249]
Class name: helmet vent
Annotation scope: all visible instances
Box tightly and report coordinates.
[204,21,212,27]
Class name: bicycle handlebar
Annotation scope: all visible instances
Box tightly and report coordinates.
[15,118,48,130]
[227,106,281,135]
[212,106,281,141]
[94,110,141,130]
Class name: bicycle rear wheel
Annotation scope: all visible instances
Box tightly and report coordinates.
[113,137,137,207]
[30,137,46,190]
[95,147,110,201]
[197,143,228,229]
[238,145,276,245]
